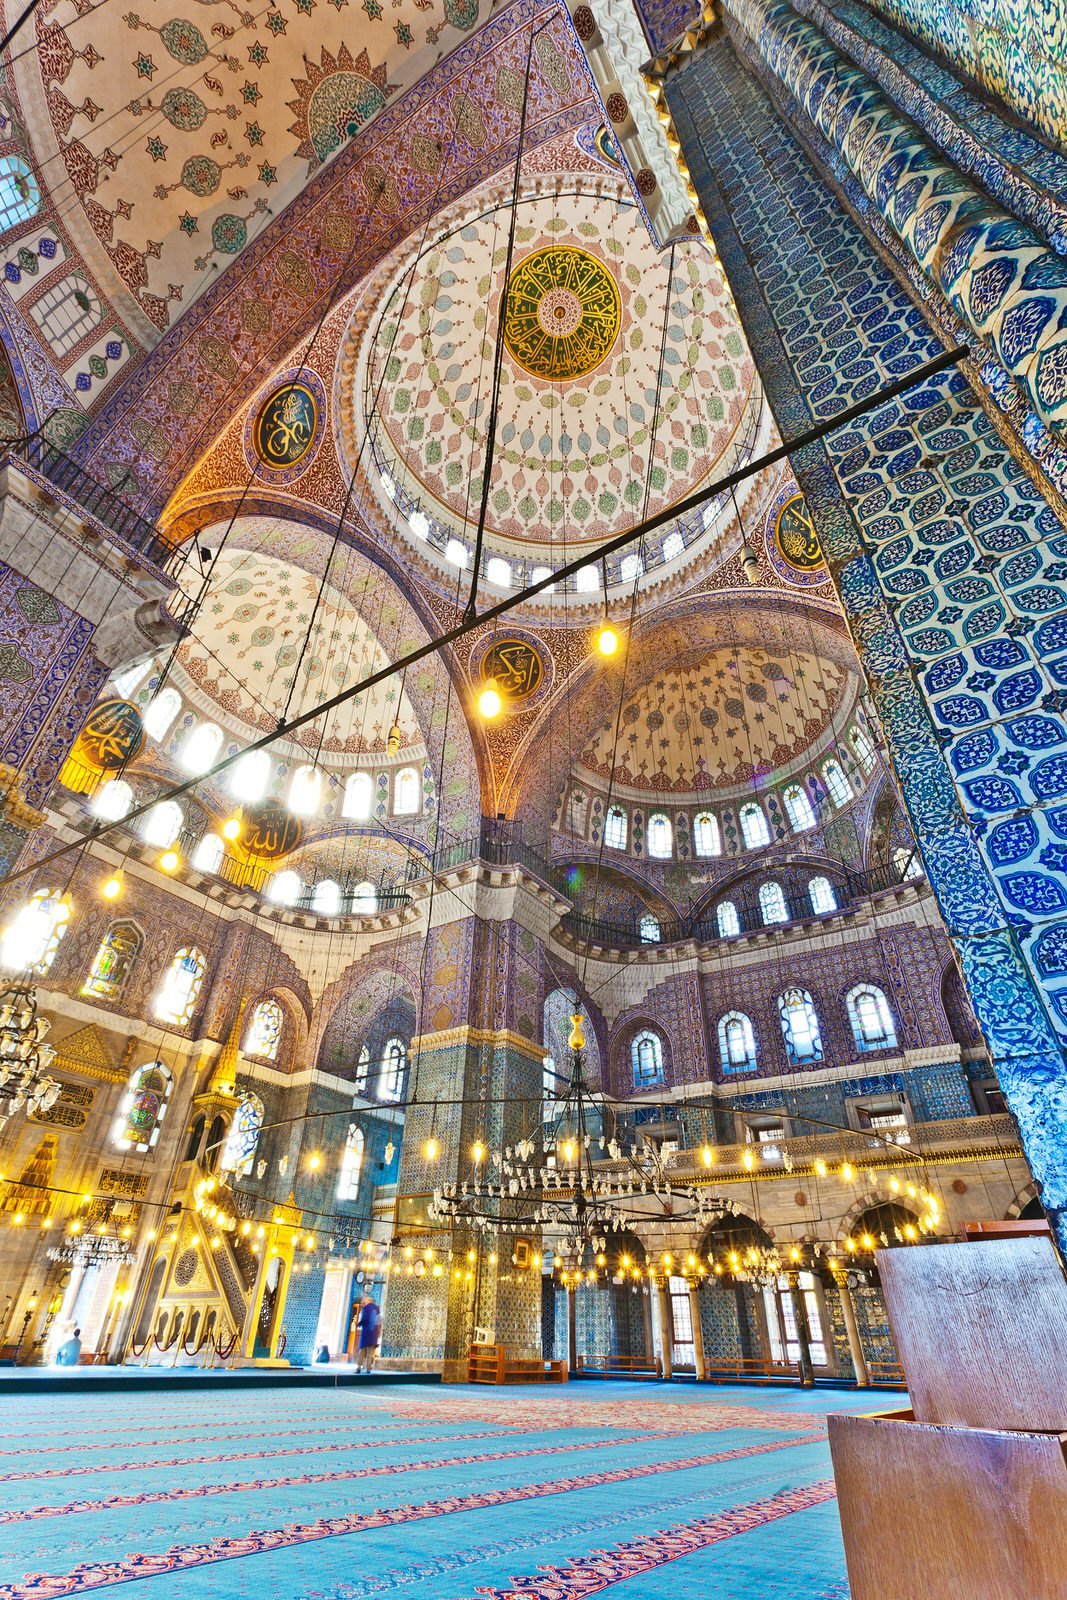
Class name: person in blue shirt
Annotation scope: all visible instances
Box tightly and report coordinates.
[356,1295,381,1372]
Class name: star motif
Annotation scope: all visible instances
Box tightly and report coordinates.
[998,750,1031,776]
[1040,844,1067,873]
[245,120,265,145]
[145,135,167,161]
[133,51,156,78]
[248,41,269,63]
[179,212,198,235]
[258,161,277,185]
[295,0,315,12]
[241,80,260,104]
[265,8,287,30]
[115,198,134,219]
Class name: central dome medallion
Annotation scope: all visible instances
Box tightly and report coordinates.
[501,246,621,381]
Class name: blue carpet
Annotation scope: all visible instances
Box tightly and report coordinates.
[0,1381,867,1597]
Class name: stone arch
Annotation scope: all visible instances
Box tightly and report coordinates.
[312,954,420,1083]
[1006,1180,1045,1221]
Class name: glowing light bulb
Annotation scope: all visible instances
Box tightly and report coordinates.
[701,1145,714,1167]
[562,1140,575,1163]
[814,1158,827,1176]
[742,1148,754,1170]
[159,849,180,873]
[102,874,122,901]
[478,677,502,719]
[841,1162,855,1181]
[222,816,241,842]
[471,1140,485,1163]
[596,623,619,657]
[308,1152,321,1171]
[567,1012,585,1052]
[386,720,402,755]
[425,1137,439,1160]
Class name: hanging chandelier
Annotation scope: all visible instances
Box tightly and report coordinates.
[0,981,60,1130]
[430,1012,725,1263]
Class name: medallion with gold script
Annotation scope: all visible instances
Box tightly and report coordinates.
[774,493,822,571]
[74,700,145,771]
[240,805,303,860]
[480,639,545,702]
[254,382,318,470]
[502,247,621,382]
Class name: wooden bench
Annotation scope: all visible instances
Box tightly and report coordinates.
[704,1356,801,1384]
[576,1354,661,1380]
[866,1358,907,1388]
[468,1344,567,1384]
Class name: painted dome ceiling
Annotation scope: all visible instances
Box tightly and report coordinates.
[171,541,423,760]
[343,169,760,574]
[574,642,859,799]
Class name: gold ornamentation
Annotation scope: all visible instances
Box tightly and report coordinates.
[479,638,544,701]
[253,383,317,469]
[502,247,620,381]
[74,699,146,771]
[774,493,822,571]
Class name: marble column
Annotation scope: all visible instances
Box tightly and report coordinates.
[830,1262,869,1387]
[786,1269,815,1387]
[688,1281,707,1380]
[655,1276,674,1380]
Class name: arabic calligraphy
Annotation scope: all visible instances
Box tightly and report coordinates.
[480,639,544,701]
[774,493,822,571]
[254,382,317,469]
[75,699,145,771]
[241,805,303,860]
[502,247,621,382]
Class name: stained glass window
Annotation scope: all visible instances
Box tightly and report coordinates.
[638,913,661,944]
[739,802,769,848]
[267,869,302,906]
[759,882,788,924]
[337,1124,364,1201]
[343,772,373,820]
[631,1029,664,1087]
[394,767,420,815]
[782,784,816,832]
[823,760,852,808]
[809,876,837,914]
[154,946,205,1026]
[847,984,897,1052]
[312,879,341,915]
[245,998,283,1061]
[849,723,877,774]
[82,921,142,1000]
[693,812,720,856]
[0,889,71,975]
[143,687,182,742]
[353,881,377,914]
[717,900,740,937]
[379,1036,406,1101]
[778,987,823,1064]
[219,1094,264,1178]
[605,805,627,850]
[647,813,672,858]
[114,1061,171,1151]
[353,1044,370,1093]
[718,1011,757,1073]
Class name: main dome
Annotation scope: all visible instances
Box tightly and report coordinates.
[340,169,761,587]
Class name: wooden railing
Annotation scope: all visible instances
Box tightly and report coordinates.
[468,1343,567,1384]
[576,1354,661,1379]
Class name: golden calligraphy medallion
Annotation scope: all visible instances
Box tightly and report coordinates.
[774,493,822,571]
[253,383,318,470]
[502,247,621,382]
[480,639,545,702]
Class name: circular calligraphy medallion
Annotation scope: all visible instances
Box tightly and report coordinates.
[774,493,822,571]
[502,246,621,382]
[254,382,318,470]
[75,699,145,771]
[479,638,545,702]
[240,804,304,860]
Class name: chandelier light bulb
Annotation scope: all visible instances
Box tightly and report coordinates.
[222,816,242,842]
[425,1137,439,1160]
[478,677,503,719]
[701,1144,714,1167]
[386,721,402,755]
[308,1152,322,1170]
[102,874,122,901]
[159,849,180,873]
[596,623,619,657]
[471,1140,485,1163]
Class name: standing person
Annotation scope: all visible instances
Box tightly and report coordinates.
[356,1294,381,1373]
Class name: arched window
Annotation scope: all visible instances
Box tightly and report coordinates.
[847,984,897,1052]
[739,801,770,848]
[1,889,71,974]
[379,1036,406,1101]
[778,986,823,1064]
[82,920,141,1000]
[718,1011,757,1074]
[154,946,205,1026]
[631,1028,664,1087]
[112,659,152,700]
[894,845,923,881]
[809,876,837,914]
[605,805,627,850]
[312,879,341,915]
[693,812,721,857]
[445,538,468,568]
[229,749,271,803]
[353,881,378,914]
[393,767,420,816]
[0,155,40,231]
[185,1113,205,1162]
[717,900,740,937]
[192,833,225,874]
[486,556,511,588]
[337,1124,365,1201]
[219,1094,264,1178]
[31,273,101,355]
[575,563,599,591]
[92,778,133,821]
[353,1043,370,1093]
[759,882,788,925]
[662,529,685,561]
[568,789,588,835]
[638,912,661,944]
[113,1061,171,1151]
[245,998,283,1061]
[141,800,183,848]
[342,772,374,821]
[823,760,852,808]
[180,721,223,775]
[782,784,815,833]
[267,869,303,906]
[142,687,182,742]
[288,765,321,816]
[531,564,555,591]
[849,723,877,774]
[647,813,672,859]
[620,552,643,582]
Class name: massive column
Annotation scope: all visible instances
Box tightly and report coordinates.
[668,22,1067,1255]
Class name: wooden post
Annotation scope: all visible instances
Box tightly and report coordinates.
[830,1261,869,1387]
[787,1269,815,1386]
[688,1280,707,1380]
